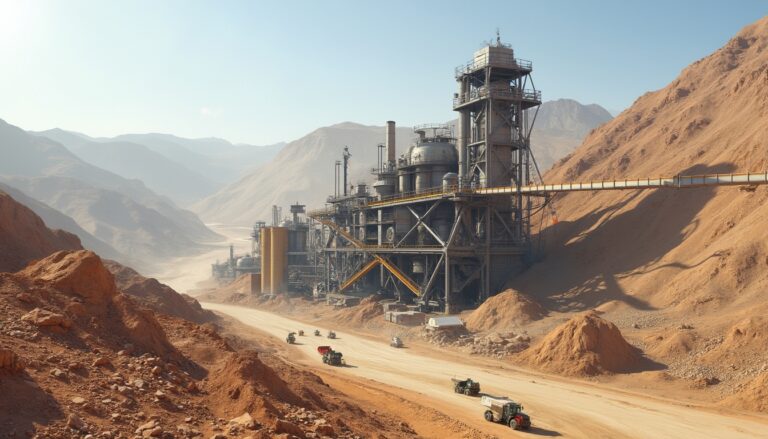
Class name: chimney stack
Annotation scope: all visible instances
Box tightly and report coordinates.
[386,121,396,165]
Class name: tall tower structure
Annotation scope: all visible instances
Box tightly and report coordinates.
[454,38,541,244]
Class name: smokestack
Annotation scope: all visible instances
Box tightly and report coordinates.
[386,121,396,165]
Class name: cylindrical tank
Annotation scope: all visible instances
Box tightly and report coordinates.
[260,227,272,293]
[270,227,288,294]
[398,170,412,194]
[443,172,459,191]
[373,179,395,198]
[415,169,431,192]
[251,273,261,294]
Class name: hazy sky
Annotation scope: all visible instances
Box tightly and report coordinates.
[0,1,765,145]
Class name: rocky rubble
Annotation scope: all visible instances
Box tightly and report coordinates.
[421,327,531,359]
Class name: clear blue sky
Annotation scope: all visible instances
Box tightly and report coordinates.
[0,0,765,145]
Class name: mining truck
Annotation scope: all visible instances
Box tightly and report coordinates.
[452,378,480,396]
[390,336,403,348]
[298,330,304,336]
[327,330,336,339]
[314,329,321,336]
[480,396,531,430]
[286,332,296,344]
[317,346,344,366]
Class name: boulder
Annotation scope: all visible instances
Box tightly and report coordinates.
[21,308,71,329]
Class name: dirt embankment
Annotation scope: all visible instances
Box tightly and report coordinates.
[518,311,646,376]
[464,289,546,333]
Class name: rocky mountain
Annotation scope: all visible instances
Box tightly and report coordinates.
[0,119,220,264]
[0,191,82,272]
[35,129,218,205]
[194,101,611,226]
[494,16,768,398]
[194,122,416,225]
[530,99,613,172]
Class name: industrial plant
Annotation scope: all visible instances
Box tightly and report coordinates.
[213,37,768,314]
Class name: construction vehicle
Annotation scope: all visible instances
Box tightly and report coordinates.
[480,396,531,430]
[286,332,296,344]
[298,330,304,336]
[452,378,480,396]
[314,329,321,336]
[317,346,344,366]
[327,330,336,339]
[390,336,403,348]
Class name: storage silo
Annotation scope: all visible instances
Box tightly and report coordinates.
[260,227,272,293]
[270,226,288,294]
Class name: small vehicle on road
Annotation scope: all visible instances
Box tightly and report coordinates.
[327,330,336,339]
[452,378,480,396]
[481,396,531,430]
[317,345,344,366]
[298,330,304,336]
[390,336,403,348]
[314,329,321,336]
[286,332,296,344]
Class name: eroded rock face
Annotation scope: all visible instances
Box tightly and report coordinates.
[20,251,117,309]
[21,308,71,330]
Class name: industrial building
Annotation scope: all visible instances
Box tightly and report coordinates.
[217,36,768,314]
[308,38,545,313]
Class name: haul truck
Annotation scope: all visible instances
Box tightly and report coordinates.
[481,396,531,430]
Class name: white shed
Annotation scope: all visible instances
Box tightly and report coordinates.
[427,315,464,328]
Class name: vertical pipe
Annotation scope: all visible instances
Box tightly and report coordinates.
[444,253,451,314]
[270,227,288,294]
[260,227,272,294]
[457,79,469,185]
[386,121,396,165]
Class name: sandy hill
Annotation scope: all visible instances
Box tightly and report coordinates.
[0,119,220,264]
[37,129,218,205]
[482,16,768,400]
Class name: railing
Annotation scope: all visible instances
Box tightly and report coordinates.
[453,86,541,107]
[455,54,533,77]
[362,172,768,208]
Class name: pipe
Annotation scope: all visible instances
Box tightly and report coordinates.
[386,121,396,166]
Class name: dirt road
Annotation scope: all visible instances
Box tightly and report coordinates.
[204,302,768,438]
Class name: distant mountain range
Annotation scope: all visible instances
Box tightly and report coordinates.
[34,129,284,206]
[194,99,612,225]
[0,119,220,269]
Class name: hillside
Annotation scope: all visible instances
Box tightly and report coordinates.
[0,119,220,263]
[194,122,416,224]
[0,182,123,262]
[496,16,768,397]
[0,191,82,272]
[195,102,610,226]
[110,133,284,185]
[36,129,218,205]
[530,99,613,172]
[0,190,417,438]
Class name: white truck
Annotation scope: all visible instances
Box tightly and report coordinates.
[480,396,531,430]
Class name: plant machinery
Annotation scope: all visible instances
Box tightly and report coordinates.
[452,378,481,396]
[317,346,344,366]
[286,332,296,344]
[481,395,531,430]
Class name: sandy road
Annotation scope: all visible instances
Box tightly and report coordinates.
[203,302,768,438]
